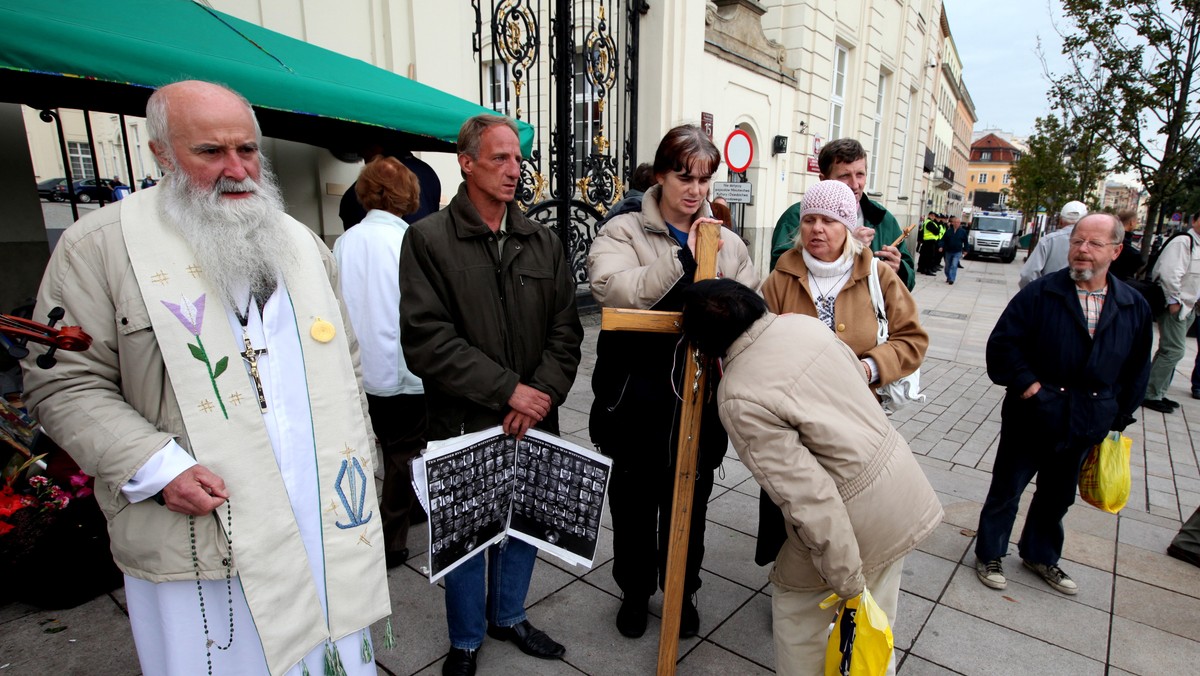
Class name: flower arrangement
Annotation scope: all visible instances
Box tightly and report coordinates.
[0,468,94,536]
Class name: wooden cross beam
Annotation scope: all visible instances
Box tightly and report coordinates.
[599,222,721,676]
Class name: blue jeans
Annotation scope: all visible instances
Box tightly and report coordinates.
[975,421,1093,565]
[943,251,963,282]
[444,537,537,649]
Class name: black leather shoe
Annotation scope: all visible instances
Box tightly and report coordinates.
[1192,389,1200,400]
[680,594,700,638]
[385,548,409,569]
[486,620,565,659]
[616,595,649,638]
[1142,399,1176,413]
[1162,397,1181,409]
[442,647,478,676]
[1168,543,1200,568]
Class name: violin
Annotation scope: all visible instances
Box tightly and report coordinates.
[0,307,92,369]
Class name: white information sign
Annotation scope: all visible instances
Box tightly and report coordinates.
[712,181,753,204]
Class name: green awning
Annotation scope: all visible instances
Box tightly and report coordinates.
[0,0,533,155]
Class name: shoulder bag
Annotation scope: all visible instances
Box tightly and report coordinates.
[867,257,926,414]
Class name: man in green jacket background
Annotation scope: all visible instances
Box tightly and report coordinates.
[769,138,916,290]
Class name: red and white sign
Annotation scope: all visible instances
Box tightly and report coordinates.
[724,129,753,173]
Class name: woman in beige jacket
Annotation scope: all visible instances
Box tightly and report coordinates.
[680,278,943,676]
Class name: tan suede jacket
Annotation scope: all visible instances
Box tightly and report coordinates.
[718,313,943,597]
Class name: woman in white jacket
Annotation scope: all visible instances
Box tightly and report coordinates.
[333,157,427,568]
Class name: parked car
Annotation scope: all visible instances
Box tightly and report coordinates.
[37,177,69,201]
[54,178,119,204]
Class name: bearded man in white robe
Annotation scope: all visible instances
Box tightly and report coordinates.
[22,80,390,676]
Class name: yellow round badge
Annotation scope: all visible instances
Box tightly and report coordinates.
[310,318,336,343]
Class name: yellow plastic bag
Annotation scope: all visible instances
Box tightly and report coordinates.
[1078,431,1132,513]
[819,588,894,676]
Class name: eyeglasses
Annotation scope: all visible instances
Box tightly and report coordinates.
[1068,239,1120,249]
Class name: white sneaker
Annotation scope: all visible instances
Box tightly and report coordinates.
[976,559,1007,590]
[1023,560,1078,595]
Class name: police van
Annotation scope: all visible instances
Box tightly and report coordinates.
[967,211,1024,264]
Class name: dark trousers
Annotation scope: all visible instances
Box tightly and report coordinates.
[917,241,941,273]
[366,392,427,554]
[608,455,715,599]
[1190,316,1200,394]
[975,426,1093,565]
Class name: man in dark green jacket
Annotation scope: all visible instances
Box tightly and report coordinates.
[769,138,915,290]
[400,115,583,676]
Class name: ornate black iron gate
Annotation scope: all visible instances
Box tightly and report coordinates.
[473,0,645,284]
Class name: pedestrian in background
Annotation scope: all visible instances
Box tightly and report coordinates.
[976,213,1151,595]
[940,215,969,285]
[1019,200,1087,288]
[1142,215,1200,414]
[333,156,427,569]
[1110,209,1142,281]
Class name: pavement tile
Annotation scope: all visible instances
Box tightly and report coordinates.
[1109,616,1200,676]
[374,563,454,676]
[705,487,759,537]
[1061,529,1116,573]
[901,549,957,602]
[895,591,936,652]
[0,594,141,675]
[908,605,1105,676]
[1112,576,1200,643]
[939,563,1110,660]
[676,639,774,675]
[706,591,774,670]
[1116,542,1200,600]
[915,521,974,563]
[697,522,768,590]
[713,456,753,490]
[898,654,964,674]
[1116,514,1180,553]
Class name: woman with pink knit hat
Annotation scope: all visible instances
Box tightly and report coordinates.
[753,180,929,566]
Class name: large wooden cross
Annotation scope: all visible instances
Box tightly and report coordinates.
[599,222,721,675]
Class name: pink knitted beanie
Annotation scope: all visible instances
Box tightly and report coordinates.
[800,180,858,231]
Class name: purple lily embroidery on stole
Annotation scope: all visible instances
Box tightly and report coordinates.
[162,294,230,419]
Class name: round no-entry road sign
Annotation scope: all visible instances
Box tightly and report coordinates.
[724,129,753,173]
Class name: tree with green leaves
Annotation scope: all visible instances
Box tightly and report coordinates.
[1048,0,1199,246]
[1008,115,1075,218]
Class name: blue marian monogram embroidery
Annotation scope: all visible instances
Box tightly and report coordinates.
[334,457,373,529]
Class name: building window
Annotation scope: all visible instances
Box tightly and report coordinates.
[574,52,603,179]
[829,45,847,140]
[483,61,512,115]
[68,141,95,179]
[978,173,988,183]
[868,73,887,192]
[1013,151,1022,160]
[980,151,991,161]
[1003,173,1011,185]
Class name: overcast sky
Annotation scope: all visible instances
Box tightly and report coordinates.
[943,0,1073,138]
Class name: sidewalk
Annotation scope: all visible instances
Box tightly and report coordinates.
[2,257,1198,675]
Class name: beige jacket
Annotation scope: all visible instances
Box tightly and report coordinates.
[718,313,943,597]
[588,184,758,307]
[22,198,371,582]
[763,246,928,387]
